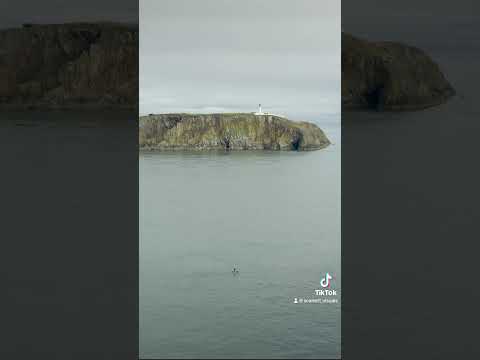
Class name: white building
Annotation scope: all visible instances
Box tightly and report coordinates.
[254,103,264,115]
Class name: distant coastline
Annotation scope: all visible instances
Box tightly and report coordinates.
[0,22,137,110]
[342,32,455,111]
[139,113,330,151]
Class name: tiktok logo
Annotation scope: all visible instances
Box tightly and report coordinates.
[320,273,333,288]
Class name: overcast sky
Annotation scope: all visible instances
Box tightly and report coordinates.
[140,0,340,121]
[0,0,137,28]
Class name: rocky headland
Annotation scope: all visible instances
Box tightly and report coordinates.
[0,22,137,109]
[342,32,455,111]
[139,113,330,151]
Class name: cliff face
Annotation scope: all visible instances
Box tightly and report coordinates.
[0,23,137,109]
[342,32,455,111]
[139,113,330,151]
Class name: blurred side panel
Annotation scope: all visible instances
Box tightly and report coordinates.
[342,0,480,358]
[0,1,138,359]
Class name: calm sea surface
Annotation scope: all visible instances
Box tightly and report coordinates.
[140,120,341,358]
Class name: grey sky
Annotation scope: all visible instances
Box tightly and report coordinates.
[0,0,137,28]
[140,0,340,121]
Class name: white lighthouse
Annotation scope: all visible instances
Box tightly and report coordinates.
[254,103,265,115]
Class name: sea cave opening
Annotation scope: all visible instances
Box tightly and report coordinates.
[366,86,385,110]
[291,138,300,151]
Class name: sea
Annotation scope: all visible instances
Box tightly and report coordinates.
[139,116,341,358]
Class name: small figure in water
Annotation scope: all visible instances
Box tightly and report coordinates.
[232,267,239,275]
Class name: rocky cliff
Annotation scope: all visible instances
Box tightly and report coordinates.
[139,113,330,151]
[0,22,137,109]
[342,32,455,111]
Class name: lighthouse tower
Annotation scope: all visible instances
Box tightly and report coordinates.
[254,103,265,115]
